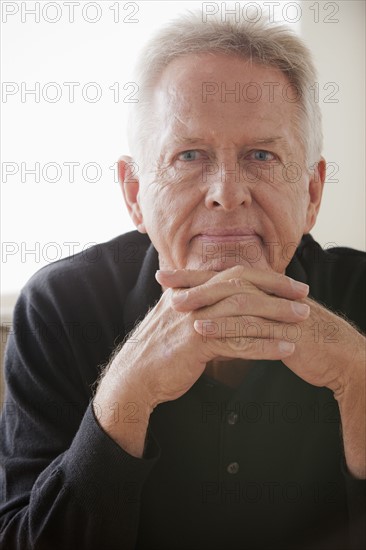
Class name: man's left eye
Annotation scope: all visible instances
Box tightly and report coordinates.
[177,150,202,161]
[247,150,276,161]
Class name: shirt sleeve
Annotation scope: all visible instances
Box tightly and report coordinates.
[0,283,160,550]
[341,458,366,550]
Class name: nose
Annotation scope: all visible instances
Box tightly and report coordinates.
[204,160,252,211]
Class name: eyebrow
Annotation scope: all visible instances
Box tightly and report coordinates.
[175,135,289,148]
[174,136,206,144]
[253,137,294,156]
[251,136,285,144]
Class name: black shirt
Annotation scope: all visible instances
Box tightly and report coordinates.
[0,231,365,549]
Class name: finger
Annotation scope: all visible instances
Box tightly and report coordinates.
[156,269,216,288]
[158,266,309,303]
[190,290,309,321]
[202,334,295,361]
[194,317,303,342]
[171,280,309,316]
[181,290,309,321]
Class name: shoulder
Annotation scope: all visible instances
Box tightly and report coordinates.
[298,234,365,263]
[15,231,151,322]
[8,231,153,388]
[297,234,365,284]
[297,234,366,330]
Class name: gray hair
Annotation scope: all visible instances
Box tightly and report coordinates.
[128,11,323,174]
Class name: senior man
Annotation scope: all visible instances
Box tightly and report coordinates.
[1,12,365,550]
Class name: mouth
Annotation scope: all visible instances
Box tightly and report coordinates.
[193,227,261,243]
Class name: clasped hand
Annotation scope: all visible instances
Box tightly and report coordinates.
[156,266,364,398]
[107,265,364,412]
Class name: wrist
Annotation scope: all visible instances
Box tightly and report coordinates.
[92,358,154,457]
[92,392,151,458]
[333,357,366,479]
[331,346,365,400]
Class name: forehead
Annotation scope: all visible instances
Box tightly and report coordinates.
[156,52,292,93]
[152,53,301,148]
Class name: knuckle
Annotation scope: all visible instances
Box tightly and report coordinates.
[226,294,242,310]
[250,338,268,355]
[235,293,249,311]
[228,277,255,295]
[228,277,245,290]
[229,265,245,277]
[227,338,243,351]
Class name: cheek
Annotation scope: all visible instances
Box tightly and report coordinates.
[255,178,309,238]
[159,165,204,204]
[140,181,200,238]
[286,180,309,224]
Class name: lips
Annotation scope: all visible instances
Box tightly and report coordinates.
[193,227,261,243]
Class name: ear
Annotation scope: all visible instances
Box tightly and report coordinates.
[304,157,326,234]
[118,155,147,234]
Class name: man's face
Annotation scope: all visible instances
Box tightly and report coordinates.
[128,54,322,273]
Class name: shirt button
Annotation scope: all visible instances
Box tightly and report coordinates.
[227,412,238,425]
[227,462,240,475]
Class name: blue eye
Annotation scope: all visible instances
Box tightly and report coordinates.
[178,150,200,161]
[251,150,275,161]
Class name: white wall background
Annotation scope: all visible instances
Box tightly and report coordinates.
[1,1,365,299]
[300,0,365,252]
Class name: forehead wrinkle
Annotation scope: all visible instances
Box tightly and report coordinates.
[254,136,284,144]
[252,136,292,154]
[173,114,188,127]
[173,135,206,145]
[168,133,292,152]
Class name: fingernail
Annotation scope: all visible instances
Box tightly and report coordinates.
[193,320,203,331]
[172,291,188,304]
[279,341,295,354]
[290,279,309,293]
[292,302,310,317]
